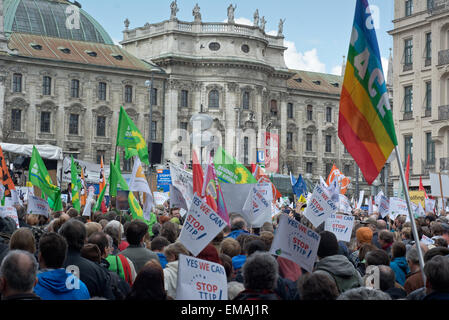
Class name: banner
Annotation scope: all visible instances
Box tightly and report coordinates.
[176,254,227,300]
[425,198,436,213]
[378,195,390,218]
[375,190,384,206]
[0,206,19,227]
[303,184,337,228]
[178,195,226,256]
[170,185,188,211]
[409,191,426,208]
[27,194,50,217]
[389,197,408,219]
[154,192,169,206]
[62,157,110,184]
[357,190,365,209]
[241,183,273,228]
[430,173,449,198]
[169,163,194,210]
[269,214,321,272]
[157,169,172,192]
[82,191,95,217]
[325,213,354,242]
[16,186,33,202]
[338,194,352,214]
[264,132,279,173]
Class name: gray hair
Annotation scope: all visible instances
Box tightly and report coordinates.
[406,247,419,264]
[105,233,114,249]
[242,252,278,290]
[337,287,392,300]
[0,250,38,292]
[424,255,449,292]
[103,220,124,245]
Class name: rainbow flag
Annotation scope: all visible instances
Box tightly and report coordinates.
[338,0,397,185]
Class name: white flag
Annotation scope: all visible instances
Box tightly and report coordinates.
[82,191,95,217]
[128,157,151,194]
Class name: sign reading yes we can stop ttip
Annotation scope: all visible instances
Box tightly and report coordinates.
[178,194,226,256]
[325,213,355,242]
[270,214,321,272]
[304,184,337,228]
[176,254,227,300]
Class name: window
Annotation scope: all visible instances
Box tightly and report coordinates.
[242,91,250,110]
[404,86,413,112]
[425,32,431,64]
[306,134,313,151]
[208,90,219,108]
[69,114,79,135]
[243,136,249,164]
[326,107,332,123]
[426,132,435,165]
[405,0,413,16]
[151,88,157,106]
[71,79,79,98]
[325,163,333,176]
[344,146,349,154]
[270,100,278,116]
[40,112,51,133]
[96,151,105,165]
[96,116,106,137]
[428,0,434,9]
[11,109,21,131]
[209,42,220,51]
[325,135,332,153]
[344,165,351,177]
[425,81,431,114]
[42,76,51,95]
[404,38,413,67]
[98,82,107,100]
[287,132,293,150]
[241,44,250,53]
[307,105,313,121]
[306,162,313,174]
[180,122,188,130]
[13,73,22,93]
[287,103,293,119]
[125,85,133,103]
[151,121,157,141]
[181,90,188,108]
[404,135,413,167]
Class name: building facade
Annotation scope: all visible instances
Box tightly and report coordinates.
[389,0,449,193]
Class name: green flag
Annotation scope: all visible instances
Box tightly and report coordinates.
[93,182,107,213]
[116,106,149,165]
[124,147,138,160]
[29,146,62,211]
[71,156,81,212]
[108,153,121,197]
[128,192,143,220]
[213,146,257,184]
[109,158,129,192]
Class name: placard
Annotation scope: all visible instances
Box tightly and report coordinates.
[378,195,390,218]
[409,191,426,208]
[176,254,227,300]
[324,213,354,242]
[430,172,449,198]
[169,163,193,210]
[303,184,337,227]
[425,198,436,213]
[241,183,273,227]
[269,214,321,272]
[338,194,352,214]
[389,197,408,219]
[154,192,170,206]
[27,194,50,218]
[178,195,226,256]
[0,206,19,228]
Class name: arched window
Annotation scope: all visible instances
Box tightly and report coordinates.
[270,100,278,116]
[208,90,219,108]
[307,105,313,121]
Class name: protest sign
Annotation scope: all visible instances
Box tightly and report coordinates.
[242,183,273,227]
[421,235,435,246]
[62,157,110,184]
[180,208,187,217]
[10,189,22,206]
[221,183,255,214]
[409,191,425,208]
[4,197,13,207]
[170,163,193,210]
[82,192,95,216]
[338,194,352,214]
[156,169,172,192]
[0,206,19,227]
[415,203,425,217]
[303,184,337,228]
[430,172,449,198]
[269,214,321,272]
[425,198,436,213]
[178,195,226,256]
[176,254,227,300]
[325,213,354,242]
[61,193,68,204]
[375,190,384,206]
[357,190,365,209]
[27,194,50,217]
[154,192,169,206]
[389,197,408,219]
[170,185,188,211]
[378,195,390,218]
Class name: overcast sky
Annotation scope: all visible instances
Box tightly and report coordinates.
[82,0,394,76]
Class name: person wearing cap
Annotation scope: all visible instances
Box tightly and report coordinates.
[349,227,373,275]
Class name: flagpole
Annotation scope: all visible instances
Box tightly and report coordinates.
[394,145,426,284]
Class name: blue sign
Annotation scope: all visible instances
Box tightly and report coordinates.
[157,169,172,192]
[257,150,265,164]
[86,183,100,195]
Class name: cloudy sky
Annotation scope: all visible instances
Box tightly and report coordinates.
[82,0,393,76]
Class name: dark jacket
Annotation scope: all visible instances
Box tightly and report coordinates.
[34,269,90,300]
[99,258,130,300]
[404,270,424,295]
[422,291,449,300]
[372,231,381,249]
[63,249,115,300]
[406,287,426,300]
[1,293,41,300]
[384,287,407,300]
[390,257,410,286]
[314,255,363,294]
[233,289,281,300]
[275,277,300,300]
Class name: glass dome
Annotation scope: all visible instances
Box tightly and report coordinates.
[4,0,114,44]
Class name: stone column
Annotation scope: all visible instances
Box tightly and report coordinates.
[225,82,238,158]
[280,92,288,174]
[164,79,179,163]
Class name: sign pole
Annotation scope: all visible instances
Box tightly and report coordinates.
[394,146,426,285]
[439,172,445,215]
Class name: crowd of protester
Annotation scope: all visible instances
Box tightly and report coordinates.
[1,197,449,301]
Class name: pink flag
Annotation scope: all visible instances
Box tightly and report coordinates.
[202,161,230,225]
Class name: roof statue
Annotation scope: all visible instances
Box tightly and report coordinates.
[170,0,179,21]
[193,3,201,23]
[253,9,259,27]
[260,16,266,32]
[278,18,286,36]
[227,4,236,23]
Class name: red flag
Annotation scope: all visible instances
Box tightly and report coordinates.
[192,150,204,198]
[419,176,428,199]
[405,154,410,189]
[201,161,229,224]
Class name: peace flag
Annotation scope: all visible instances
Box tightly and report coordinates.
[116,106,149,165]
[338,0,397,185]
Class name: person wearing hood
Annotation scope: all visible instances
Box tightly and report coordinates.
[225,217,250,240]
[390,242,409,286]
[34,232,90,300]
[314,231,363,294]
